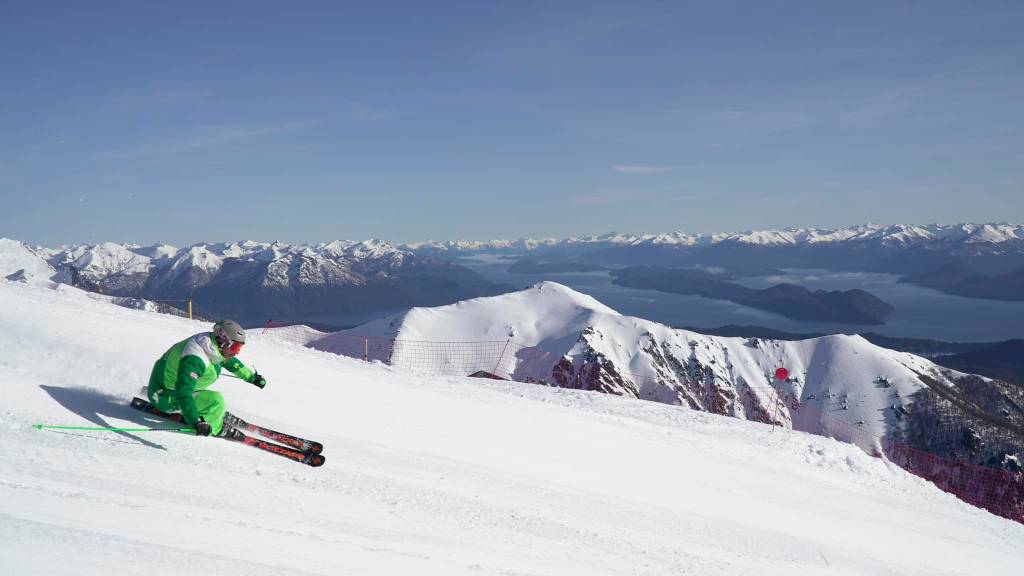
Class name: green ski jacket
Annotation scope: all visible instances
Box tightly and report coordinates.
[148,332,255,425]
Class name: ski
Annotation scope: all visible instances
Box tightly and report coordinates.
[129,397,325,467]
[223,412,323,455]
[130,397,322,453]
[226,428,326,467]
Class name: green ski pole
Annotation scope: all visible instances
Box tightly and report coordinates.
[33,424,195,434]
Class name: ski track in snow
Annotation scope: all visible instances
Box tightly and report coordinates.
[1,281,1022,575]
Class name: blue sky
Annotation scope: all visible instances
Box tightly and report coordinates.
[1,1,1022,246]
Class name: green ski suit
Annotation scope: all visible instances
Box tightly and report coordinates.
[147,332,255,436]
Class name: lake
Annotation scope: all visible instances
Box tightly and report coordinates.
[461,258,1024,343]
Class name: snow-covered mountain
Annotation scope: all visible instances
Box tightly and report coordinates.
[402,232,644,255]
[36,238,417,289]
[315,283,1024,471]
[4,238,508,326]
[2,273,1023,575]
[0,238,193,318]
[403,223,1024,253]
[402,223,1024,277]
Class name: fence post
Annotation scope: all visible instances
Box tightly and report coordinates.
[768,382,780,431]
[773,384,783,429]
[492,338,511,378]
[364,338,369,362]
[188,299,193,320]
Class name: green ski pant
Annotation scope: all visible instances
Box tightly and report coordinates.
[147,385,227,436]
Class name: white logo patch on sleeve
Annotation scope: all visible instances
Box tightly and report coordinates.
[190,372,199,379]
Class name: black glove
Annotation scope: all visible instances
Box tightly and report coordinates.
[194,418,212,437]
[251,372,266,389]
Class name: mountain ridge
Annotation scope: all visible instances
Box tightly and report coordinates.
[401,222,1024,297]
[0,237,511,326]
[401,222,1024,253]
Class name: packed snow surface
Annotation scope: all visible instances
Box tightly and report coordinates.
[1,280,1022,575]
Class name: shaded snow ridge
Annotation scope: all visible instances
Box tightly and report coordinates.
[316,282,964,453]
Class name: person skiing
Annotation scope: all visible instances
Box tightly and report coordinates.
[147,319,266,437]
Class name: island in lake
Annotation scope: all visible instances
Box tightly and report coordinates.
[900,261,1024,302]
[612,266,895,324]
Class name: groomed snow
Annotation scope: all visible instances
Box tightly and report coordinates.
[1,280,1021,575]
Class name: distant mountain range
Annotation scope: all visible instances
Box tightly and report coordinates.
[403,223,1024,302]
[3,222,1022,328]
[0,238,510,326]
[404,223,1024,258]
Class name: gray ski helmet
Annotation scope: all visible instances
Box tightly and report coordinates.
[213,319,246,345]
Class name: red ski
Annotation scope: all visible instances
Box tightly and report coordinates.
[232,432,325,467]
[223,412,323,454]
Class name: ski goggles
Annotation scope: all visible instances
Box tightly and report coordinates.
[222,339,244,355]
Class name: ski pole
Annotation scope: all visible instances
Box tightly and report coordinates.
[33,424,195,434]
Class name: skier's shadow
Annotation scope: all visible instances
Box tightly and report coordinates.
[39,385,168,450]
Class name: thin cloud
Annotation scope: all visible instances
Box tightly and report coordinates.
[100,120,313,160]
[112,88,213,111]
[838,86,917,127]
[573,186,769,206]
[572,188,670,206]
[614,165,672,174]
[344,103,400,122]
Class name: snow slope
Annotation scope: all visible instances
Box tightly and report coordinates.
[0,238,57,282]
[1,280,1022,575]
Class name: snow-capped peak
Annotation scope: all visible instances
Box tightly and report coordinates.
[730,229,801,245]
[345,238,397,260]
[399,223,1024,253]
[170,246,223,274]
[72,242,151,276]
[129,243,179,262]
[319,240,357,257]
[341,281,619,343]
[253,244,287,263]
[963,223,1022,243]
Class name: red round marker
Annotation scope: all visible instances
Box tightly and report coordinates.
[775,367,789,381]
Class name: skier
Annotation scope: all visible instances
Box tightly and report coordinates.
[147,319,266,437]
